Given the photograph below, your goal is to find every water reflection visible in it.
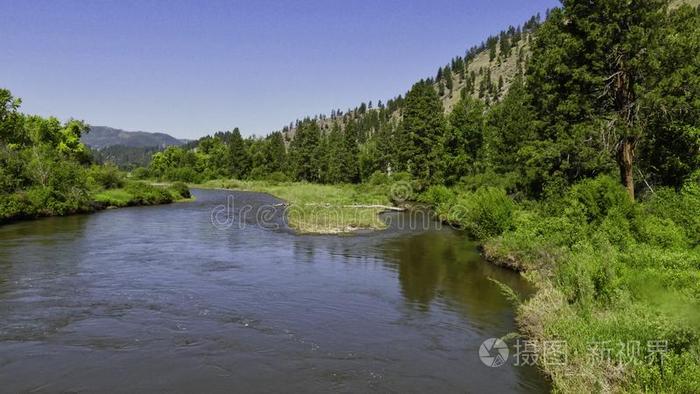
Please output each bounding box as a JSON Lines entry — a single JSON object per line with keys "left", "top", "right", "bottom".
{"left": 0, "top": 189, "right": 548, "bottom": 393}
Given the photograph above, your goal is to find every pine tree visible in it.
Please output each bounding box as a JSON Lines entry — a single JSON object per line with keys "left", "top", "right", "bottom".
{"left": 228, "top": 127, "right": 249, "bottom": 179}
{"left": 288, "top": 120, "right": 322, "bottom": 182}
{"left": 396, "top": 80, "right": 446, "bottom": 186}
{"left": 342, "top": 121, "right": 360, "bottom": 183}
{"left": 483, "top": 77, "right": 537, "bottom": 183}
{"left": 527, "top": 0, "right": 671, "bottom": 199}
{"left": 445, "top": 96, "right": 485, "bottom": 184}
{"left": 264, "top": 131, "right": 287, "bottom": 174}
{"left": 444, "top": 66, "right": 453, "bottom": 92}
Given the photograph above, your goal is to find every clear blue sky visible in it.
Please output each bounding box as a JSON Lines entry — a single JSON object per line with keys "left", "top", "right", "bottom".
{"left": 1, "top": 0, "right": 558, "bottom": 139}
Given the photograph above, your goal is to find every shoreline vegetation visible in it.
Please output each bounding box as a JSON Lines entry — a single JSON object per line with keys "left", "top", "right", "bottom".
{"left": 190, "top": 179, "right": 399, "bottom": 234}
{"left": 0, "top": 88, "right": 192, "bottom": 225}
{"left": 1, "top": 176, "right": 193, "bottom": 225}
{"left": 419, "top": 178, "right": 700, "bottom": 392}
{"left": 194, "top": 177, "right": 698, "bottom": 391}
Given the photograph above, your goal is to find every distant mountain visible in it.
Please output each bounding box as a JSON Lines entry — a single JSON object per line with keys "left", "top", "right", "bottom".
{"left": 82, "top": 126, "right": 187, "bottom": 149}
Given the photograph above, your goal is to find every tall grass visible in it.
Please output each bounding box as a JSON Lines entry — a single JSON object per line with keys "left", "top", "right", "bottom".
{"left": 419, "top": 174, "right": 700, "bottom": 392}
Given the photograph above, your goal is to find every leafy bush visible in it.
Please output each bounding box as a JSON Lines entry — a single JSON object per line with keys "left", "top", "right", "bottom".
{"left": 265, "top": 171, "right": 290, "bottom": 184}
{"left": 368, "top": 171, "right": 390, "bottom": 185}
{"left": 163, "top": 167, "right": 202, "bottom": 183}
{"left": 170, "top": 182, "right": 191, "bottom": 199}
{"left": 0, "top": 192, "right": 34, "bottom": 221}
{"left": 449, "top": 187, "right": 516, "bottom": 239}
{"left": 123, "top": 182, "right": 173, "bottom": 205}
{"left": 643, "top": 182, "right": 700, "bottom": 244}
{"left": 88, "top": 164, "right": 125, "bottom": 189}
{"left": 591, "top": 206, "right": 636, "bottom": 251}
{"left": 130, "top": 167, "right": 150, "bottom": 180}
{"left": 418, "top": 185, "right": 456, "bottom": 206}
{"left": 635, "top": 215, "right": 688, "bottom": 249}
{"left": 562, "top": 175, "right": 634, "bottom": 225}
{"left": 458, "top": 170, "right": 520, "bottom": 194}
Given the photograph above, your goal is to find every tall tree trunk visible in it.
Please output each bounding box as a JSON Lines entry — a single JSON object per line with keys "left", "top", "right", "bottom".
{"left": 618, "top": 137, "right": 635, "bottom": 200}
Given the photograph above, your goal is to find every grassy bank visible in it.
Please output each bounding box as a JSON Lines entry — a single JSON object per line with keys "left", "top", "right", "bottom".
{"left": 93, "top": 181, "right": 193, "bottom": 208}
{"left": 419, "top": 175, "right": 700, "bottom": 392}
{"left": 0, "top": 166, "right": 192, "bottom": 224}
{"left": 192, "top": 179, "right": 395, "bottom": 234}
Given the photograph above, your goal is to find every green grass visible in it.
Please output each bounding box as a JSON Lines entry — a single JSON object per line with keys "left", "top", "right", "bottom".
{"left": 193, "top": 179, "right": 394, "bottom": 233}
{"left": 419, "top": 175, "right": 700, "bottom": 392}
{"left": 93, "top": 181, "right": 193, "bottom": 208}
{"left": 93, "top": 188, "right": 134, "bottom": 207}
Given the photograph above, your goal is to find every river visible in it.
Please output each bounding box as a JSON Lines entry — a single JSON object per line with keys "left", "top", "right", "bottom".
{"left": 0, "top": 189, "right": 549, "bottom": 393}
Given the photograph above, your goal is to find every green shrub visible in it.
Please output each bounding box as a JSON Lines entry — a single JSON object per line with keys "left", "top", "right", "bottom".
{"left": 170, "top": 182, "right": 191, "bottom": 199}
{"left": 265, "top": 171, "right": 290, "bottom": 184}
{"left": 450, "top": 187, "right": 516, "bottom": 239}
{"left": 643, "top": 183, "right": 700, "bottom": 244}
{"left": 124, "top": 182, "right": 173, "bottom": 205}
{"left": 163, "top": 167, "right": 202, "bottom": 183}
{"left": 458, "top": 170, "right": 519, "bottom": 194}
{"left": 635, "top": 215, "right": 688, "bottom": 249}
{"left": 130, "top": 167, "right": 150, "bottom": 180}
{"left": 591, "top": 207, "right": 636, "bottom": 251}
{"left": 418, "top": 185, "right": 456, "bottom": 206}
{"left": 0, "top": 192, "right": 34, "bottom": 220}
{"left": 563, "top": 175, "right": 634, "bottom": 225}
{"left": 88, "top": 164, "right": 125, "bottom": 189}
{"left": 368, "top": 171, "right": 390, "bottom": 185}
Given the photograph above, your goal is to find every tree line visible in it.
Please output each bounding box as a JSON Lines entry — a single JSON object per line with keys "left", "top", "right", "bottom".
{"left": 144, "top": 0, "right": 698, "bottom": 202}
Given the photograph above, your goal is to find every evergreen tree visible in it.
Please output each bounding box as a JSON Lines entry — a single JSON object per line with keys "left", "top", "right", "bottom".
{"left": 342, "top": 121, "right": 360, "bottom": 183}
{"left": 444, "top": 66, "right": 453, "bottom": 92}
{"left": 396, "top": 80, "right": 447, "bottom": 186}
{"left": 263, "top": 131, "right": 287, "bottom": 174}
{"left": 483, "top": 77, "right": 538, "bottom": 182}
{"left": 527, "top": 0, "right": 671, "bottom": 199}
{"left": 322, "top": 123, "right": 345, "bottom": 183}
{"left": 445, "top": 96, "right": 485, "bottom": 184}
{"left": 288, "top": 120, "right": 322, "bottom": 182}
{"left": 228, "top": 127, "right": 249, "bottom": 179}
{"left": 637, "top": 5, "right": 700, "bottom": 188}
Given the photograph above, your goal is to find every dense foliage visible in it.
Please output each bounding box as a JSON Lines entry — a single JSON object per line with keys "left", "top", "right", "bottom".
{"left": 0, "top": 90, "right": 189, "bottom": 222}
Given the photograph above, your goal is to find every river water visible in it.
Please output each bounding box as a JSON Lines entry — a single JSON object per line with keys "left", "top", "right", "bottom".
{"left": 0, "top": 189, "right": 548, "bottom": 393}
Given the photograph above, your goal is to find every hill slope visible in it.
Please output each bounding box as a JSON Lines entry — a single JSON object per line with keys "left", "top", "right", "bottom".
{"left": 281, "top": 0, "right": 699, "bottom": 140}
{"left": 83, "top": 126, "right": 186, "bottom": 149}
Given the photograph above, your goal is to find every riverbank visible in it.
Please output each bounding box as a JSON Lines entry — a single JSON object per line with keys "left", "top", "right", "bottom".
{"left": 419, "top": 177, "right": 700, "bottom": 392}
{"left": 94, "top": 181, "right": 194, "bottom": 208}
{"left": 89, "top": 176, "right": 698, "bottom": 391}
{"left": 190, "top": 179, "right": 397, "bottom": 234}
{"left": 0, "top": 181, "right": 193, "bottom": 225}
{"left": 0, "top": 187, "right": 548, "bottom": 393}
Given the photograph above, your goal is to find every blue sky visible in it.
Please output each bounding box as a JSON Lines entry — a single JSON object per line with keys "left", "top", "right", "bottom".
{"left": 0, "top": 0, "right": 558, "bottom": 139}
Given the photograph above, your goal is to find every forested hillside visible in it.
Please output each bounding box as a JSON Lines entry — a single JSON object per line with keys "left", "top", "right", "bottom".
{"left": 143, "top": 0, "right": 699, "bottom": 200}
{"left": 82, "top": 126, "right": 185, "bottom": 149}
{"left": 91, "top": 145, "right": 166, "bottom": 170}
